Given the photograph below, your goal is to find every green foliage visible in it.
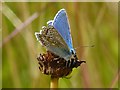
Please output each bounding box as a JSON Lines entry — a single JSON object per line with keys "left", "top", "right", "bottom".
{"left": 2, "top": 2, "right": 118, "bottom": 88}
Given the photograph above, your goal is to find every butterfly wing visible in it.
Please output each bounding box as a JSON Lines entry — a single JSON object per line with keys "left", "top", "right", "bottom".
{"left": 51, "top": 9, "right": 75, "bottom": 53}
{"left": 35, "top": 26, "right": 71, "bottom": 60}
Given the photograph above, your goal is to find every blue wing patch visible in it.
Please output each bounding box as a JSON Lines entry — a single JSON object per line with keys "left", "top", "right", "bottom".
{"left": 47, "top": 9, "right": 75, "bottom": 54}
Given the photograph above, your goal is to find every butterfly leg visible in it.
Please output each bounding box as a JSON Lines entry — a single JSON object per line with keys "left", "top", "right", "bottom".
{"left": 66, "top": 59, "right": 75, "bottom": 68}
{"left": 66, "top": 59, "right": 86, "bottom": 68}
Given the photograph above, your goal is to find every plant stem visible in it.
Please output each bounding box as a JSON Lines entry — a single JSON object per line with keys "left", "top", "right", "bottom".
{"left": 50, "top": 77, "right": 59, "bottom": 89}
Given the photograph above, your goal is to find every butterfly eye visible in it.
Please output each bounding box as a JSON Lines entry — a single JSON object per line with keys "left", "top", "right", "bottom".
{"left": 74, "top": 54, "right": 76, "bottom": 57}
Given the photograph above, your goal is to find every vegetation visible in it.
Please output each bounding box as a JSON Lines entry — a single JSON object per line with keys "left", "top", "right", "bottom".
{"left": 2, "top": 2, "right": 118, "bottom": 88}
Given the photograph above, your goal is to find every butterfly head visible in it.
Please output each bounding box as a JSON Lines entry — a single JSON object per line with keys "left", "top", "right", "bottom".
{"left": 66, "top": 49, "right": 86, "bottom": 68}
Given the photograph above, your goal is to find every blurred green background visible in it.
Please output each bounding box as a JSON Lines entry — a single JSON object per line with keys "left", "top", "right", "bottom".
{"left": 2, "top": 2, "right": 118, "bottom": 88}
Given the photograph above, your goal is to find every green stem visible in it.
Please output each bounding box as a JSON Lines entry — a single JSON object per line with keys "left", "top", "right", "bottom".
{"left": 50, "top": 77, "right": 59, "bottom": 89}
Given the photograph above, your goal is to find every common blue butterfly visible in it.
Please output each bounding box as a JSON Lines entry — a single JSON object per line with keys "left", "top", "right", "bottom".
{"left": 35, "top": 9, "right": 85, "bottom": 68}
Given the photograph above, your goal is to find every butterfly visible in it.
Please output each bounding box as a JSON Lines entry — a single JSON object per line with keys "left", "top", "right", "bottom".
{"left": 35, "top": 9, "right": 85, "bottom": 68}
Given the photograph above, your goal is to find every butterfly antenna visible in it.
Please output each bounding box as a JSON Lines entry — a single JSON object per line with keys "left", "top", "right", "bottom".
{"left": 74, "top": 44, "right": 95, "bottom": 50}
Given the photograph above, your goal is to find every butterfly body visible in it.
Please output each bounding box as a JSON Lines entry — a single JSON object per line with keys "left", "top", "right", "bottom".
{"left": 35, "top": 9, "right": 85, "bottom": 68}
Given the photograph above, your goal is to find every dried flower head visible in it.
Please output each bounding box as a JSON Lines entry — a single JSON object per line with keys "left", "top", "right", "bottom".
{"left": 37, "top": 51, "right": 85, "bottom": 78}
